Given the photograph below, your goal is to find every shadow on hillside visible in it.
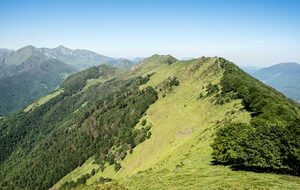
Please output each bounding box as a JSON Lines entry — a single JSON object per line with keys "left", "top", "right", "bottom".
{"left": 210, "top": 160, "right": 299, "bottom": 177}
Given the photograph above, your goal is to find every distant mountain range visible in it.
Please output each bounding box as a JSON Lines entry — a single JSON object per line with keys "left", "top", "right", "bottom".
{"left": 39, "top": 45, "right": 135, "bottom": 70}
{"left": 243, "top": 63, "right": 300, "bottom": 102}
{"left": 0, "top": 45, "right": 136, "bottom": 115}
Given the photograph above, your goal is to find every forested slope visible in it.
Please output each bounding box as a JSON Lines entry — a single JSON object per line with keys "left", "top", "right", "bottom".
{"left": 0, "top": 65, "right": 157, "bottom": 189}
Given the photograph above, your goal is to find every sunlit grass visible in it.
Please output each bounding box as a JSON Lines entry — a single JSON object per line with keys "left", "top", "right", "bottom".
{"left": 53, "top": 57, "right": 300, "bottom": 190}
{"left": 24, "top": 89, "right": 63, "bottom": 112}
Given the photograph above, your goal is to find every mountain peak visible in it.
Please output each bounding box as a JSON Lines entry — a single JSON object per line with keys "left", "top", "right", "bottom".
{"left": 132, "top": 54, "right": 178, "bottom": 72}
{"left": 18, "top": 45, "right": 37, "bottom": 52}
{"left": 260, "top": 62, "right": 300, "bottom": 73}
{"left": 54, "top": 45, "right": 73, "bottom": 54}
{"left": 55, "top": 45, "right": 71, "bottom": 50}
{"left": 147, "top": 54, "right": 178, "bottom": 64}
{"left": 273, "top": 62, "right": 299, "bottom": 67}
{"left": 55, "top": 45, "right": 66, "bottom": 49}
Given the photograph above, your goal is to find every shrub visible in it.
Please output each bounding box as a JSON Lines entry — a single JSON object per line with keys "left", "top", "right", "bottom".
{"left": 114, "top": 163, "right": 122, "bottom": 172}
{"left": 98, "top": 177, "right": 112, "bottom": 184}
{"left": 141, "top": 119, "right": 147, "bottom": 126}
{"left": 206, "top": 83, "right": 219, "bottom": 96}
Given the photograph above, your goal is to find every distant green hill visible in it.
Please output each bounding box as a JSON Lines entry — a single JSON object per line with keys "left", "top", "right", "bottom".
{"left": 0, "top": 46, "right": 76, "bottom": 115}
{"left": 0, "top": 56, "right": 299, "bottom": 190}
{"left": 251, "top": 62, "right": 300, "bottom": 102}
{"left": 0, "top": 45, "right": 136, "bottom": 115}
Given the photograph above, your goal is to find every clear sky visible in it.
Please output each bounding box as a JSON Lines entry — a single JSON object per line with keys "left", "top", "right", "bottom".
{"left": 0, "top": 0, "right": 299, "bottom": 66}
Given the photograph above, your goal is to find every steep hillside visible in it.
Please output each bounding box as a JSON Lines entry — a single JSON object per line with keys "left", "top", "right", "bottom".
{"left": 252, "top": 62, "right": 300, "bottom": 102}
{"left": 0, "top": 56, "right": 299, "bottom": 190}
{"left": 0, "top": 64, "right": 157, "bottom": 190}
{"left": 0, "top": 46, "right": 76, "bottom": 115}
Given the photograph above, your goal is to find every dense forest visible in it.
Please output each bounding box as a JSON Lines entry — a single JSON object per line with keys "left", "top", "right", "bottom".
{"left": 211, "top": 58, "right": 300, "bottom": 175}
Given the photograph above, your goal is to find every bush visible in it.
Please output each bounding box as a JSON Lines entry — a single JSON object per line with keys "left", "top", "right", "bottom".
{"left": 114, "top": 163, "right": 122, "bottom": 172}
{"left": 169, "top": 77, "right": 180, "bottom": 86}
{"left": 91, "top": 169, "right": 96, "bottom": 176}
{"left": 98, "top": 177, "right": 112, "bottom": 184}
{"left": 212, "top": 121, "right": 300, "bottom": 175}
{"left": 206, "top": 83, "right": 219, "bottom": 96}
{"left": 197, "top": 93, "right": 203, "bottom": 100}
{"left": 141, "top": 119, "right": 147, "bottom": 126}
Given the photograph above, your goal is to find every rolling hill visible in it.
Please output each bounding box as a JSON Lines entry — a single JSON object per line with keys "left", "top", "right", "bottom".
{"left": 251, "top": 62, "right": 300, "bottom": 102}
{"left": 0, "top": 56, "right": 299, "bottom": 190}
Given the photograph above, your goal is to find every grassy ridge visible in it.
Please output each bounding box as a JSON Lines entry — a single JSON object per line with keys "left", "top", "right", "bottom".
{"left": 54, "top": 57, "right": 299, "bottom": 189}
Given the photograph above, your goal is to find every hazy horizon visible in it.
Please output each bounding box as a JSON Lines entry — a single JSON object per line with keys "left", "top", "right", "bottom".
{"left": 2, "top": 44, "right": 299, "bottom": 68}
{"left": 1, "top": 0, "right": 300, "bottom": 66}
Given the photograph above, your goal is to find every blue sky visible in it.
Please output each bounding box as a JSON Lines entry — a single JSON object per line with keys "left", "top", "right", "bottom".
{"left": 0, "top": 0, "right": 299, "bottom": 66}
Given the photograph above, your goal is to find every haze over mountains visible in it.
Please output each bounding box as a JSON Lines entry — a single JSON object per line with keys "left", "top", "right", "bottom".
{"left": 252, "top": 62, "right": 300, "bottom": 102}
{"left": 243, "top": 62, "right": 300, "bottom": 102}
{"left": 39, "top": 45, "right": 135, "bottom": 70}
{"left": 0, "top": 45, "right": 136, "bottom": 115}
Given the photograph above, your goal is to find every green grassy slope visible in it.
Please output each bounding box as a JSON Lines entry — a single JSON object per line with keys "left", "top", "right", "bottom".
{"left": 53, "top": 57, "right": 300, "bottom": 189}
